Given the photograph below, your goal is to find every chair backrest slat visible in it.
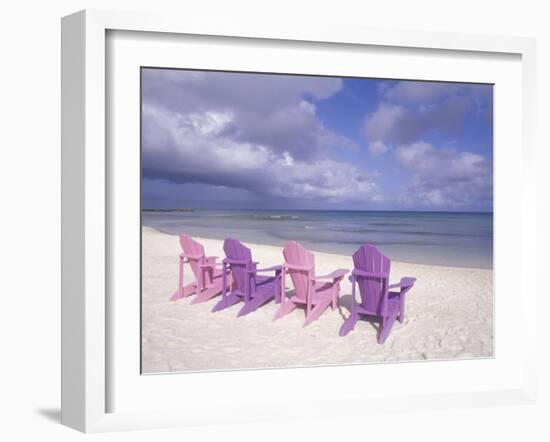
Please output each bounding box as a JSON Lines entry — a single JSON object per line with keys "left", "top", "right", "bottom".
{"left": 283, "top": 241, "right": 314, "bottom": 301}
{"left": 223, "top": 238, "right": 252, "bottom": 292}
{"left": 352, "top": 244, "right": 390, "bottom": 316}
{"left": 179, "top": 234, "right": 209, "bottom": 283}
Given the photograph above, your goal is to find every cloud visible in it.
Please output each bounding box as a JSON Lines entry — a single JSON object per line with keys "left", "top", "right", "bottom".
{"left": 364, "top": 94, "right": 472, "bottom": 145}
{"left": 141, "top": 179, "right": 265, "bottom": 209}
{"left": 362, "top": 80, "right": 493, "bottom": 210}
{"left": 142, "top": 103, "right": 382, "bottom": 205}
{"left": 363, "top": 81, "right": 492, "bottom": 147}
{"left": 142, "top": 69, "right": 358, "bottom": 162}
{"left": 141, "top": 70, "right": 493, "bottom": 211}
{"left": 394, "top": 141, "right": 492, "bottom": 209}
{"left": 364, "top": 103, "right": 405, "bottom": 144}
{"left": 383, "top": 81, "right": 453, "bottom": 104}
{"left": 368, "top": 140, "right": 390, "bottom": 158}
{"left": 142, "top": 69, "right": 343, "bottom": 115}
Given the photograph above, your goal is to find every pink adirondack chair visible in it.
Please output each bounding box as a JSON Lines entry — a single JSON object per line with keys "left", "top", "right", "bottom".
{"left": 273, "top": 241, "right": 348, "bottom": 327}
{"left": 340, "top": 244, "right": 416, "bottom": 343}
{"left": 169, "top": 234, "right": 230, "bottom": 304}
{"left": 212, "top": 238, "right": 282, "bottom": 317}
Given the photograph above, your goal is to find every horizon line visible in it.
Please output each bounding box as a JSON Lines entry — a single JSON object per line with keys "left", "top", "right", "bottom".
{"left": 141, "top": 207, "right": 494, "bottom": 214}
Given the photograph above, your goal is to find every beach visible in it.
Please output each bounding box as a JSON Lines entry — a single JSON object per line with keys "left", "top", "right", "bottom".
{"left": 141, "top": 226, "right": 494, "bottom": 373}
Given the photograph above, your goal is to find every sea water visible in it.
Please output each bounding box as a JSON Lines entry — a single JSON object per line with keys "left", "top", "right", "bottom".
{"left": 142, "top": 209, "right": 493, "bottom": 269}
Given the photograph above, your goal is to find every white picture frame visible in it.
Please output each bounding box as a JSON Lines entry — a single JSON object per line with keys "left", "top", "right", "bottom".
{"left": 61, "top": 9, "right": 537, "bottom": 433}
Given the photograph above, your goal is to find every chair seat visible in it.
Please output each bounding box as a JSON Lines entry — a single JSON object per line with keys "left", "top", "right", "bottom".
{"left": 314, "top": 282, "right": 333, "bottom": 292}
{"left": 356, "top": 293, "right": 401, "bottom": 318}
{"left": 388, "top": 291, "right": 403, "bottom": 310}
{"left": 289, "top": 282, "right": 334, "bottom": 305}
{"left": 313, "top": 283, "right": 334, "bottom": 300}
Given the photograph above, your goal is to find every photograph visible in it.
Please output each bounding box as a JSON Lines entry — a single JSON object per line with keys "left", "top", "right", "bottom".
{"left": 140, "top": 67, "right": 494, "bottom": 374}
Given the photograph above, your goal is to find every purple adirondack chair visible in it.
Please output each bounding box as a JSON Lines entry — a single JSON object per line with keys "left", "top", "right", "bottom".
{"left": 169, "top": 234, "right": 230, "bottom": 304}
{"left": 340, "top": 244, "right": 416, "bottom": 343}
{"left": 212, "top": 238, "right": 282, "bottom": 317}
{"left": 273, "top": 241, "right": 348, "bottom": 327}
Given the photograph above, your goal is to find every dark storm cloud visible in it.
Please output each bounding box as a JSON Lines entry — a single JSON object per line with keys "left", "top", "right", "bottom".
{"left": 364, "top": 81, "right": 493, "bottom": 147}
{"left": 141, "top": 69, "right": 382, "bottom": 205}
{"left": 142, "top": 69, "right": 354, "bottom": 161}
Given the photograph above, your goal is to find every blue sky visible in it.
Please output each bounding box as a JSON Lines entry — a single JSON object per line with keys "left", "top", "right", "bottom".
{"left": 141, "top": 69, "right": 493, "bottom": 212}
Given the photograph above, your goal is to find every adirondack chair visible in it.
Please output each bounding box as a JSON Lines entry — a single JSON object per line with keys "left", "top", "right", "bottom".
{"left": 273, "top": 241, "right": 348, "bottom": 327}
{"left": 340, "top": 244, "right": 416, "bottom": 344}
{"left": 212, "top": 238, "right": 282, "bottom": 317}
{"left": 169, "top": 234, "right": 230, "bottom": 304}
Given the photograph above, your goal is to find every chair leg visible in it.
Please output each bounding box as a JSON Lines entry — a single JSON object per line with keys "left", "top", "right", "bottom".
{"left": 275, "top": 273, "right": 282, "bottom": 304}
{"left": 178, "top": 257, "right": 184, "bottom": 297}
{"left": 191, "top": 284, "right": 222, "bottom": 304}
{"left": 237, "top": 292, "right": 273, "bottom": 317}
{"left": 278, "top": 277, "right": 283, "bottom": 304}
{"left": 170, "top": 283, "right": 196, "bottom": 301}
{"left": 339, "top": 313, "right": 359, "bottom": 336}
{"left": 399, "top": 295, "right": 405, "bottom": 324}
{"left": 273, "top": 300, "right": 297, "bottom": 321}
{"left": 170, "top": 256, "right": 185, "bottom": 301}
{"left": 331, "top": 284, "right": 339, "bottom": 310}
{"left": 211, "top": 293, "right": 241, "bottom": 312}
{"left": 378, "top": 310, "right": 398, "bottom": 344}
{"left": 303, "top": 299, "right": 331, "bottom": 327}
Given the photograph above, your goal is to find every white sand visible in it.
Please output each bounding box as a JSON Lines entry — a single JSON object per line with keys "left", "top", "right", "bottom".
{"left": 141, "top": 226, "right": 493, "bottom": 373}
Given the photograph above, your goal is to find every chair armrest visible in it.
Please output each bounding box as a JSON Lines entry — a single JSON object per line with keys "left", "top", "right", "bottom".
{"left": 199, "top": 262, "right": 216, "bottom": 269}
{"left": 352, "top": 268, "right": 388, "bottom": 278}
{"left": 199, "top": 256, "right": 218, "bottom": 268}
{"left": 255, "top": 265, "right": 282, "bottom": 273}
{"left": 283, "top": 262, "right": 314, "bottom": 272}
{"left": 179, "top": 252, "right": 202, "bottom": 260}
{"left": 223, "top": 257, "right": 251, "bottom": 265}
{"left": 313, "top": 268, "right": 348, "bottom": 281}
{"left": 389, "top": 277, "right": 416, "bottom": 289}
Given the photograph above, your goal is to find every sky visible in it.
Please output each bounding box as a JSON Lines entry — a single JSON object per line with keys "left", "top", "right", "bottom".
{"left": 141, "top": 68, "right": 493, "bottom": 212}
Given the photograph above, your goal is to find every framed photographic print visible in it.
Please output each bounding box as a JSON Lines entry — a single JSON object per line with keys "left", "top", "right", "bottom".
{"left": 61, "top": 9, "right": 537, "bottom": 432}
{"left": 140, "top": 67, "right": 494, "bottom": 373}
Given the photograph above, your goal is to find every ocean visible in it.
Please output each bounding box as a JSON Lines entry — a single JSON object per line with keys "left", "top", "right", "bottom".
{"left": 142, "top": 209, "right": 493, "bottom": 269}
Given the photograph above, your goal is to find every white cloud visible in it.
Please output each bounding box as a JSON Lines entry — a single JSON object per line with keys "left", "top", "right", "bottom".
{"left": 394, "top": 142, "right": 492, "bottom": 209}
{"left": 395, "top": 142, "right": 486, "bottom": 179}
{"left": 143, "top": 69, "right": 357, "bottom": 161}
{"left": 180, "top": 111, "right": 234, "bottom": 136}
{"left": 141, "top": 69, "right": 376, "bottom": 205}
{"left": 142, "top": 69, "right": 343, "bottom": 116}
{"left": 368, "top": 140, "right": 390, "bottom": 158}
{"left": 363, "top": 103, "right": 405, "bottom": 143}
{"left": 142, "top": 104, "right": 382, "bottom": 204}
